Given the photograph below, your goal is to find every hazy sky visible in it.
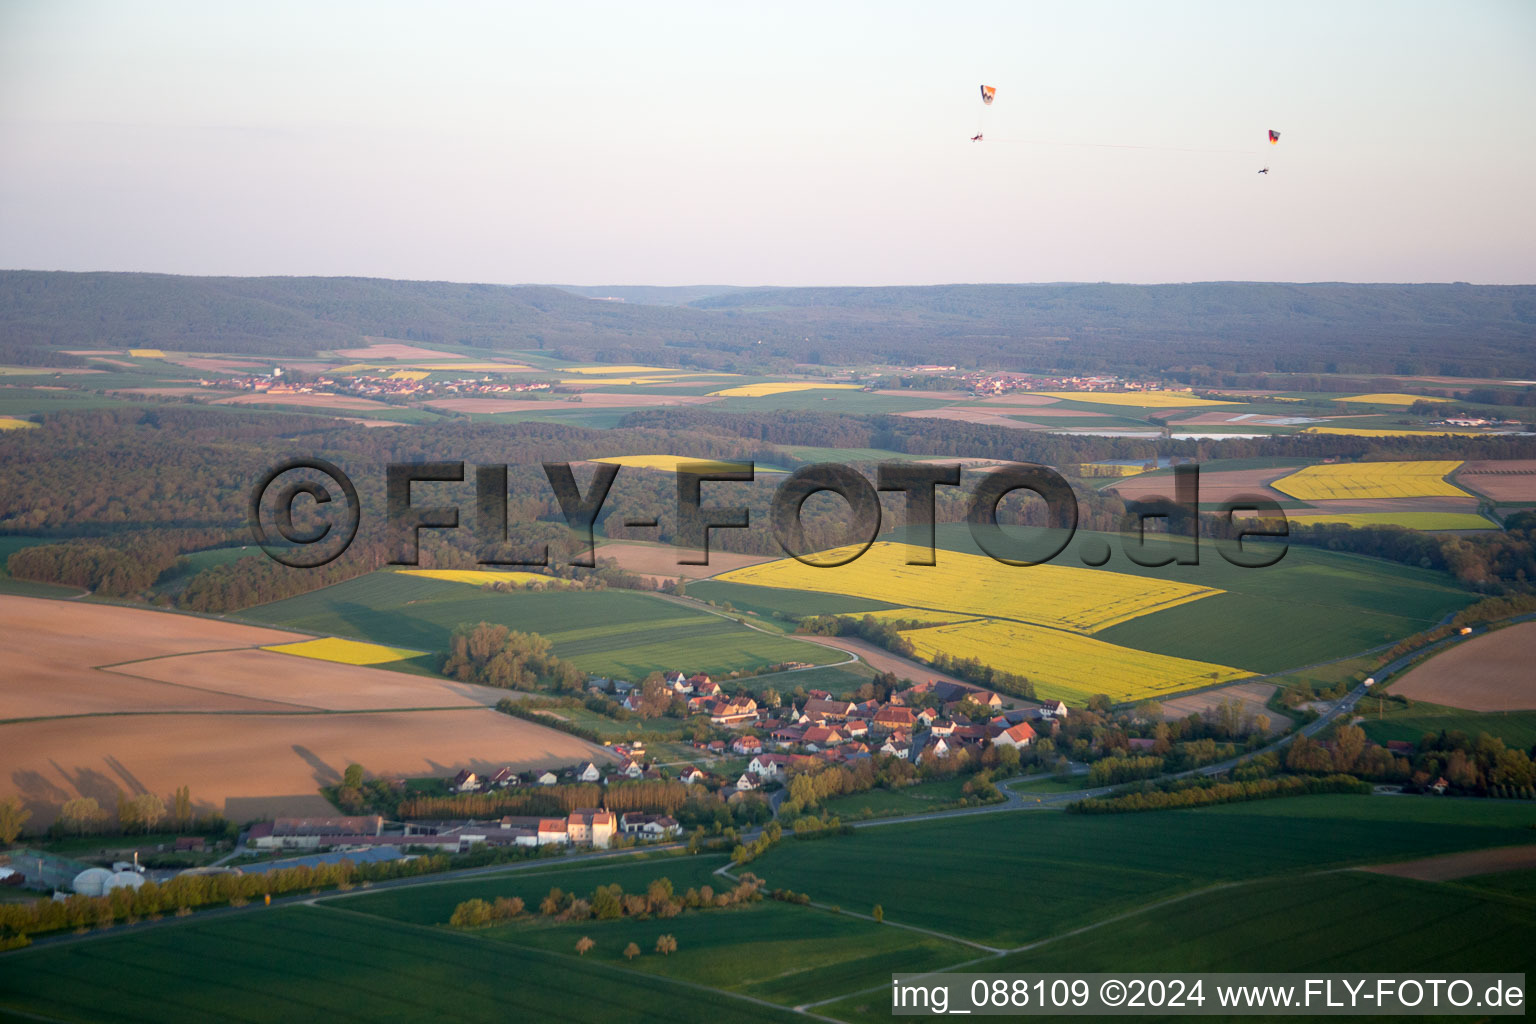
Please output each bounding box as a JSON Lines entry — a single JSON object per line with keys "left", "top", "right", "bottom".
{"left": 1, "top": 1, "right": 1532, "bottom": 285}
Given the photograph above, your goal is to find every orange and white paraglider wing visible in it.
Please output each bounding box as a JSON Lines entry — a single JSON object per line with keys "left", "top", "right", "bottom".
{"left": 980, "top": 85, "right": 996, "bottom": 106}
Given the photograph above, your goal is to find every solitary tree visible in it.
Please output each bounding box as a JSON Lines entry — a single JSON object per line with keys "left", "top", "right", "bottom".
{"left": 872, "top": 904, "right": 884, "bottom": 923}
{"left": 655, "top": 934, "right": 677, "bottom": 956}
{"left": 575, "top": 936, "right": 595, "bottom": 956}
{"left": 172, "top": 786, "right": 193, "bottom": 829}
{"left": 624, "top": 941, "right": 641, "bottom": 961}
{"left": 0, "top": 796, "right": 29, "bottom": 846}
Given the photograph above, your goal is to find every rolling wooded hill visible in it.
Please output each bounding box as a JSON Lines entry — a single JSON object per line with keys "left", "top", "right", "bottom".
{"left": 2, "top": 270, "right": 1534, "bottom": 377}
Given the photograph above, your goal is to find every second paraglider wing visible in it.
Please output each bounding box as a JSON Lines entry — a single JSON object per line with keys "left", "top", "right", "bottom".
{"left": 1269, "top": 130, "right": 1281, "bottom": 144}
{"left": 980, "top": 85, "right": 996, "bottom": 106}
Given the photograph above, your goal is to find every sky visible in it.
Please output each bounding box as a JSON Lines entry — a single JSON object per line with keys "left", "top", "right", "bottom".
{"left": 1, "top": 0, "right": 1533, "bottom": 286}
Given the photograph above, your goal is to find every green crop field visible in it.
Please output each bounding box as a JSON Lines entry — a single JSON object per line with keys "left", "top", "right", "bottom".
{"left": 1360, "top": 708, "right": 1536, "bottom": 749}
{"left": 321, "top": 852, "right": 974, "bottom": 1009}
{"left": 819, "top": 776, "right": 971, "bottom": 819}
{"left": 931, "top": 526, "right": 1474, "bottom": 674}
{"left": 238, "top": 572, "right": 839, "bottom": 679}
{"left": 1002, "top": 870, "right": 1535, "bottom": 972}
{"left": 1458, "top": 867, "right": 1536, "bottom": 901}
{"left": 481, "top": 899, "right": 970, "bottom": 1007}
{"left": 708, "top": 391, "right": 947, "bottom": 414}
{"left": 687, "top": 580, "right": 898, "bottom": 620}
{"left": 0, "top": 906, "right": 801, "bottom": 1024}
{"left": 746, "top": 795, "right": 1536, "bottom": 948}
{"left": 824, "top": 869, "right": 1536, "bottom": 1023}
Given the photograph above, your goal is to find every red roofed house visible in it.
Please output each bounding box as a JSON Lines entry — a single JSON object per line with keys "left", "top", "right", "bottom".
{"left": 710, "top": 697, "right": 759, "bottom": 727}
{"left": 871, "top": 705, "right": 917, "bottom": 734}
{"left": 802, "top": 725, "right": 845, "bottom": 750}
{"left": 992, "top": 721, "right": 1037, "bottom": 749}
{"left": 803, "top": 697, "right": 856, "bottom": 722}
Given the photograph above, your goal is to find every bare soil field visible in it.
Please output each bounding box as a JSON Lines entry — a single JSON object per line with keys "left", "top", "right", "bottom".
{"left": 1159, "top": 681, "right": 1285, "bottom": 733}
{"left": 213, "top": 393, "right": 395, "bottom": 410}
{"left": 0, "top": 596, "right": 610, "bottom": 823}
{"left": 1106, "top": 468, "right": 1291, "bottom": 503}
{"left": 1285, "top": 497, "right": 1482, "bottom": 515}
{"left": 116, "top": 649, "right": 515, "bottom": 712}
{"left": 894, "top": 408, "right": 1045, "bottom": 429}
{"left": 1388, "top": 622, "right": 1536, "bottom": 710}
{"left": 976, "top": 405, "right": 1104, "bottom": 417}
{"left": 1, "top": 595, "right": 298, "bottom": 671}
{"left": 596, "top": 542, "right": 773, "bottom": 580}
{"left": 1456, "top": 460, "right": 1536, "bottom": 501}
{"left": 334, "top": 417, "right": 412, "bottom": 428}
{"left": 2, "top": 708, "right": 610, "bottom": 825}
{"left": 426, "top": 394, "right": 720, "bottom": 413}
{"left": 333, "top": 341, "right": 471, "bottom": 360}
{"left": 1358, "top": 844, "right": 1536, "bottom": 882}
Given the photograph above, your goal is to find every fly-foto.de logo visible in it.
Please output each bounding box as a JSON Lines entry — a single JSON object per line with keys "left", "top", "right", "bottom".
{"left": 248, "top": 460, "right": 1288, "bottom": 571}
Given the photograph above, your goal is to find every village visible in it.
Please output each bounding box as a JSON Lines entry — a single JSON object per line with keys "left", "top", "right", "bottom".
{"left": 204, "top": 675, "right": 1071, "bottom": 867}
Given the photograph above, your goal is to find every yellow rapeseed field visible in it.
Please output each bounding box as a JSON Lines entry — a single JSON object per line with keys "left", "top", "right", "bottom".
{"left": 708, "top": 382, "right": 863, "bottom": 397}
{"left": 1302, "top": 427, "right": 1488, "bottom": 438}
{"left": 714, "top": 541, "right": 1222, "bottom": 634}
{"left": 900, "top": 619, "right": 1250, "bottom": 704}
{"left": 396, "top": 569, "right": 553, "bottom": 586}
{"left": 1331, "top": 393, "right": 1452, "bottom": 406}
{"left": 128, "top": 348, "right": 166, "bottom": 358}
{"left": 262, "top": 637, "right": 425, "bottom": 665}
{"left": 590, "top": 455, "right": 751, "bottom": 473}
{"left": 1026, "top": 391, "right": 1236, "bottom": 408}
{"left": 0, "top": 416, "right": 38, "bottom": 430}
{"left": 1271, "top": 460, "right": 1468, "bottom": 500}
{"left": 388, "top": 370, "right": 430, "bottom": 381}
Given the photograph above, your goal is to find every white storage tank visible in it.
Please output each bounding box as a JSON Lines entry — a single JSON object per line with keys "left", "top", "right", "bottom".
{"left": 71, "top": 867, "right": 113, "bottom": 896}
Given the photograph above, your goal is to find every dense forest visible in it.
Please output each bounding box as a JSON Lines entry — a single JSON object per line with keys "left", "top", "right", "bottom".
{"left": 3, "top": 271, "right": 1534, "bottom": 377}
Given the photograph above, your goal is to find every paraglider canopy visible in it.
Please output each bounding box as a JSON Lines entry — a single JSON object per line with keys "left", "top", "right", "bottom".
{"left": 1268, "top": 130, "right": 1281, "bottom": 144}
{"left": 980, "top": 85, "right": 996, "bottom": 106}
